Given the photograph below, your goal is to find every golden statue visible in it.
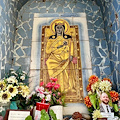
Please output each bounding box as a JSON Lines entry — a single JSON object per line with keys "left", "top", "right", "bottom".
{"left": 40, "top": 19, "right": 83, "bottom": 102}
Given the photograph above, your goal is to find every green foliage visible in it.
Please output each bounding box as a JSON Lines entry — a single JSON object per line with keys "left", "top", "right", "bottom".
{"left": 25, "top": 115, "right": 32, "bottom": 120}
{"left": 26, "top": 94, "right": 42, "bottom": 107}
{"left": 49, "top": 109, "right": 57, "bottom": 120}
{"left": 41, "top": 109, "right": 50, "bottom": 120}
{"left": 48, "top": 88, "right": 66, "bottom": 107}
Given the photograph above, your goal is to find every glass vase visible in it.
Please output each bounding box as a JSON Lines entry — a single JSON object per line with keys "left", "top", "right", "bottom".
{"left": 10, "top": 101, "right": 18, "bottom": 110}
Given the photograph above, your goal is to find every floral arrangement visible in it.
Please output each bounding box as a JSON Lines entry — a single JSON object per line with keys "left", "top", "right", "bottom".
{"left": 46, "top": 77, "right": 66, "bottom": 106}
{"left": 26, "top": 78, "right": 65, "bottom": 108}
{"left": 84, "top": 75, "right": 119, "bottom": 120}
{"left": 26, "top": 83, "right": 51, "bottom": 108}
{"left": 0, "top": 68, "right": 30, "bottom": 109}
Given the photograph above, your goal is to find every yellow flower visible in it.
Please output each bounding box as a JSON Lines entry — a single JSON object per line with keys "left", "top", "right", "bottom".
{"left": 7, "top": 85, "right": 18, "bottom": 97}
{"left": 0, "top": 91, "right": 11, "bottom": 103}
{"left": 21, "top": 86, "right": 30, "bottom": 98}
{"left": 91, "top": 81, "right": 99, "bottom": 92}
{"left": 17, "top": 85, "right": 23, "bottom": 93}
{"left": 0, "top": 81, "right": 6, "bottom": 91}
{"left": 92, "top": 110, "right": 102, "bottom": 120}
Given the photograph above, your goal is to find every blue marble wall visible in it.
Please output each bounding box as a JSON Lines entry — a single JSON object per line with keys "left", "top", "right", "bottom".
{"left": 95, "top": 0, "right": 120, "bottom": 91}
{"left": 0, "top": 0, "right": 18, "bottom": 78}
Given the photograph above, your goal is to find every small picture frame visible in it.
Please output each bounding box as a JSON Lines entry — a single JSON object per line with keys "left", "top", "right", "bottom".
{"left": 4, "top": 109, "right": 33, "bottom": 120}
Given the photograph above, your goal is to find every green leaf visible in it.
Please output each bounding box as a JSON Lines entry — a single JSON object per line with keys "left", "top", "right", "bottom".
{"left": 113, "top": 103, "right": 119, "bottom": 112}
{"left": 25, "top": 115, "right": 32, "bottom": 120}
{"left": 89, "top": 94, "right": 97, "bottom": 109}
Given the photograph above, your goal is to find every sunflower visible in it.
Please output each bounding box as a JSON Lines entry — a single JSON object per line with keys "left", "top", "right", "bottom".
{"left": 0, "top": 81, "right": 6, "bottom": 91}
{"left": 0, "top": 91, "right": 11, "bottom": 103}
{"left": 21, "top": 86, "right": 30, "bottom": 98}
{"left": 17, "top": 85, "right": 23, "bottom": 93}
{"left": 7, "top": 85, "right": 18, "bottom": 97}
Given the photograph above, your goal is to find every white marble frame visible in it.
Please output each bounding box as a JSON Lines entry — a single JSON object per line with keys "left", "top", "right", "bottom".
{"left": 30, "top": 14, "right": 92, "bottom": 114}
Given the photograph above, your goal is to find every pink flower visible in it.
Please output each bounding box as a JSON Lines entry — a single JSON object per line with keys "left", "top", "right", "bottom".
{"left": 54, "top": 84, "right": 60, "bottom": 90}
{"left": 52, "top": 82, "right": 55, "bottom": 87}
{"left": 53, "top": 94, "right": 56, "bottom": 96}
{"left": 40, "top": 82, "right": 44, "bottom": 86}
{"left": 58, "top": 92, "right": 61, "bottom": 96}
{"left": 35, "top": 86, "right": 44, "bottom": 93}
{"left": 46, "top": 82, "right": 52, "bottom": 90}
{"left": 50, "top": 77, "right": 58, "bottom": 82}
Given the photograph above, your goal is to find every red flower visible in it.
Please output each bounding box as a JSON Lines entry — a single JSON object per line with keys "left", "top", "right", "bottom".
{"left": 86, "top": 84, "right": 92, "bottom": 92}
{"left": 102, "top": 78, "right": 112, "bottom": 84}
{"left": 84, "top": 96, "right": 92, "bottom": 108}
{"left": 40, "top": 82, "right": 44, "bottom": 86}
{"left": 110, "top": 91, "right": 119, "bottom": 103}
{"left": 50, "top": 77, "right": 58, "bottom": 82}
{"left": 88, "top": 75, "right": 98, "bottom": 85}
{"left": 46, "top": 82, "right": 52, "bottom": 90}
{"left": 54, "top": 84, "right": 60, "bottom": 90}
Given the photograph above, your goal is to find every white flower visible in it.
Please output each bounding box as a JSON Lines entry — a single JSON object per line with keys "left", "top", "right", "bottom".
{"left": 37, "top": 93, "right": 45, "bottom": 99}
{"left": 35, "top": 86, "right": 44, "bottom": 93}
{"left": 22, "top": 71, "right": 27, "bottom": 74}
{"left": 20, "top": 75, "right": 25, "bottom": 80}
{"left": 0, "top": 106, "right": 5, "bottom": 112}
{"left": 46, "top": 94, "right": 51, "bottom": 101}
{"left": 11, "top": 71, "right": 17, "bottom": 75}
{"left": 7, "top": 76, "right": 16, "bottom": 84}
{"left": 91, "top": 82, "right": 99, "bottom": 92}
{"left": 99, "top": 80, "right": 112, "bottom": 92}
{"left": 92, "top": 110, "right": 102, "bottom": 120}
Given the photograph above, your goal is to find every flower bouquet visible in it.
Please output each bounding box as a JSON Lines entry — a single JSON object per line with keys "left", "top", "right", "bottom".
{"left": 84, "top": 75, "right": 119, "bottom": 120}
{"left": 46, "top": 77, "right": 66, "bottom": 107}
{"left": 26, "top": 77, "right": 66, "bottom": 108}
{"left": 26, "top": 83, "right": 51, "bottom": 108}
{"left": 0, "top": 68, "right": 30, "bottom": 116}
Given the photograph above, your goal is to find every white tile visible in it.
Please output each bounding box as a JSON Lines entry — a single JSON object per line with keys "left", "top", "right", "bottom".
{"left": 29, "top": 69, "right": 40, "bottom": 92}
{"left": 30, "top": 41, "right": 41, "bottom": 69}
{"left": 80, "top": 41, "right": 92, "bottom": 69}
{"left": 82, "top": 69, "right": 92, "bottom": 97}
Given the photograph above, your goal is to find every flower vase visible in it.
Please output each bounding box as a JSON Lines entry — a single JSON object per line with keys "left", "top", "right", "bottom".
{"left": 10, "top": 101, "right": 18, "bottom": 110}
{"left": 50, "top": 105, "right": 63, "bottom": 120}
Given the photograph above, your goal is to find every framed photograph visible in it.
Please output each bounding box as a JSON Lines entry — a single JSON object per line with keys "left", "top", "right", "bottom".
{"left": 4, "top": 109, "right": 33, "bottom": 120}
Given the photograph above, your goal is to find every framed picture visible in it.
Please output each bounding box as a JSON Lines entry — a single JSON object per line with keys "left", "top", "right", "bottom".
{"left": 4, "top": 109, "right": 33, "bottom": 120}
